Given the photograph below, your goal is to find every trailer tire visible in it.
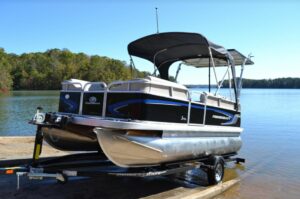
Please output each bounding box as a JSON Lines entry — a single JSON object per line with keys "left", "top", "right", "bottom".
{"left": 207, "top": 156, "right": 224, "bottom": 185}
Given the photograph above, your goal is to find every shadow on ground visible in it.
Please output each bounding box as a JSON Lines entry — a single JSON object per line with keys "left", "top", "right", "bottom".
{"left": 0, "top": 170, "right": 209, "bottom": 199}
{"left": 0, "top": 164, "right": 243, "bottom": 199}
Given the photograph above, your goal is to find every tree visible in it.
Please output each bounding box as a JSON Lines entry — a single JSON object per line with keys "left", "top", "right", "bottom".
{"left": 0, "top": 48, "right": 13, "bottom": 93}
{"left": 0, "top": 48, "right": 150, "bottom": 91}
{"left": 222, "top": 78, "right": 300, "bottom": 89}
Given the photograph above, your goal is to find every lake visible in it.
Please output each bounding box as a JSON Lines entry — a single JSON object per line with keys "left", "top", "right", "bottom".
{"left": 0, "top": 89, "right": 299, "bottom": 198}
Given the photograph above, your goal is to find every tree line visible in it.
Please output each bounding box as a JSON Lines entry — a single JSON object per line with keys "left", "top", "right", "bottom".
{"left": 1, "top": 47, "right": 300, "bottom": 93}
{"left": 222, "top": 78, "right": 300, "bottom": 89}
{"left": 0, "top": 48, "right": 149, "bottom": 93}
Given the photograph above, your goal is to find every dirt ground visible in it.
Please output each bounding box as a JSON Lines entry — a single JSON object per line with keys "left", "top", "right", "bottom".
{"left": 0, "top": 136, "right": 70, "bottom": 160}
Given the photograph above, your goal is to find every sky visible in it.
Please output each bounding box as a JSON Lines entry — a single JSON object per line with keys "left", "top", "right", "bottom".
{"left": 0, "top": 0, "right": 299, "bottom": 84}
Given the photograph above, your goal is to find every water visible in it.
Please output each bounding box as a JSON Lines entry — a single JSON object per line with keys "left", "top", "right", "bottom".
{"left": 0, "top": 89, "right": 299, "bottom": 198}
{"left": 220, "top": 89, "right": 300, "bottom": 199}
{"left": 0, "top": 91, "right": 59, "bottom": 136}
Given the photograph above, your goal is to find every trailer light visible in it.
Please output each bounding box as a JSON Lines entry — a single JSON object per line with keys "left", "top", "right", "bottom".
{"left": 6, "top": 169, "right": 14, "bottom": 174}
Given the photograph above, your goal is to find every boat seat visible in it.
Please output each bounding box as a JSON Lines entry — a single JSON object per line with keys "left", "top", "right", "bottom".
{"left": 108, "top": 76, "right": 189, "bottom": 100}
{"left": 200, "top": 92, "right": 235, "bottom": 110}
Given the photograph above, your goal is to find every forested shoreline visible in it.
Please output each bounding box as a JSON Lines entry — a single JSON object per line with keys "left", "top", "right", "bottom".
{"left": 222, "top": 78, "right": 300, "bottom": 89}
{"left": 184, "top": 78, "right": 300, "bottom": 89}
{"left": 0, "top": 48, "right": 148, "bottom": 93}
{"left": 1, "top": 47, "right": 300, "bottom": 93}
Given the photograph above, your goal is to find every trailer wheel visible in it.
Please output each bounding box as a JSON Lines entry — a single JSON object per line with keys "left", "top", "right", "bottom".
{"left": 206, "top": 156, "right": 224, "bottom": 185}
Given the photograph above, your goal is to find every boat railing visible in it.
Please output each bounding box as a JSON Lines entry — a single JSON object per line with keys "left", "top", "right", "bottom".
{"left": 82, "top": 82, "right": 107, "bottom": 92}
{"left": 187, "top": 90, "right": 236, "bottom": 125}
{"left": 187, "top": 90, "right": 207, "bottom": 125}
{"left": 61, "top": 80, "right": 235, "bottom": 124}
{"left": 80, "top": 82, "right": 107, "bottom": 116}
{"left": 107, "top": 79, "right": 149, "bottom": 92}
{"left": 62, "top": 82, "right": 107, "bottom": 92}
{"left": 107, "top": 79, "right": 189, "bottom": 101}
{"left": 61, "top": 82, "right": 107, "bottom": 115}
{"left": 61, "top": 82, "right": 84, "bottom": 91}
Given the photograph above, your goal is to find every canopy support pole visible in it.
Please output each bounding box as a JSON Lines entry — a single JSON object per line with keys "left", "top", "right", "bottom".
{"left": 215, "top": 64, "right": 230, "bottom": 96}
{"left": 209, "top": 56, "right": 211, "bottom": 92}
{"left": 237, "top": 54, "right": 253, "bottom": 100}
{"left": 208, "top": 48, "right": 219, "bottom": 93}
{"left": 175, "top": 63, "right": 182, "bottom": 81}
{"left": 230, "top": 61, "right": 239, "bottom": 110}
{"left": 228, "top": 63, "right": 233, "bottom": 101}
{"left": 237, "top": 56, "right": 249, "bottom": 99}
{"left": 152, "top": 68, "right": 157, "bottom": 76}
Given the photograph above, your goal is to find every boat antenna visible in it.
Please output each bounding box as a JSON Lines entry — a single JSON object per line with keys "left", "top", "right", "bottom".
{"left": 155, "top": 7, "right": 159, "bottom": 33}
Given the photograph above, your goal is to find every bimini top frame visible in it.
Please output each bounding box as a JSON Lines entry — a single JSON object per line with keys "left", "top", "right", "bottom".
{"left": 128, "top": 32, "right": 234, "bottom": 80}
{"left": 128, "top": 32, "right": 250, "bottom": 108}
{"left": 183, "top": 49, "right": 254, "bottom": 102}
{"left": 183, "top": 49, "right": 254, "bottom": 67}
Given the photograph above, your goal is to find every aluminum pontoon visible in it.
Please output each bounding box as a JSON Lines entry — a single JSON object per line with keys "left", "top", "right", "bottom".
{"left": 31, "top": 32, "right": 253, "bottom": 184}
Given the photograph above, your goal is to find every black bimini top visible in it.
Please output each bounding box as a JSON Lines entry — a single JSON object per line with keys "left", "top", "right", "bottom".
{"left": 184, "top": 49, "right": 254, "bottom": 67}
{"left": 128, "top": 32, "right": 233, "bottom": 80}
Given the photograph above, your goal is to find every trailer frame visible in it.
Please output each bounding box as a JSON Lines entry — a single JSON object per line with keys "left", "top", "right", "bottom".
{"left": 0, "top": 123, "right": 245, "bottom": 189}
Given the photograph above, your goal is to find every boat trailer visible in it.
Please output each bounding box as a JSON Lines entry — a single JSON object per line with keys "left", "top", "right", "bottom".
{"left": 0, "top": 123, "right": 245, "bottom": 189}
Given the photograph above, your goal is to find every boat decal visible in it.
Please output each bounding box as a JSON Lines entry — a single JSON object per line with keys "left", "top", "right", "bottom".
{"left": 108, "top": 99, "right": 144, "bottom": 116}
{"left": 108, "top": 99, "right": 188, "bottom": 116}
{"left": 222, "top": 114, "right": 240, "bottom": 125}
{"left": 108, "top": 99, "right": 235, "bottom": 124}
{"left": 212, "top": 115, "right": 230, "bottom": 120}
{"left": 60, "top": 96, "right": 78, "bottom": 112}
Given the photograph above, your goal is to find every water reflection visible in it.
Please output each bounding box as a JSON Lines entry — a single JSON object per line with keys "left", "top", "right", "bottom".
{"left": 223, "top": 163, "right": 245, "bottom": 182}
{"left": 171, "top": 167, "right": 207, "bottom": 187}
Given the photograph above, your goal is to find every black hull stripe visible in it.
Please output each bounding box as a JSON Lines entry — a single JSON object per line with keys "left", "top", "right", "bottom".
{"left": 108, "top": 98, "right": 235, "bottom": 123}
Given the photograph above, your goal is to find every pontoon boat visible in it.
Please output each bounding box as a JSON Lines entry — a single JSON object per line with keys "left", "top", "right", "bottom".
{"left": 34, "top": 32, "right": 253, "bottom": 171}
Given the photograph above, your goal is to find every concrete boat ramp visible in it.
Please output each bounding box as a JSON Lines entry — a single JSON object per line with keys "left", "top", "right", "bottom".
{"left": 0, "top": 136, "right": 241, "bottom": 199}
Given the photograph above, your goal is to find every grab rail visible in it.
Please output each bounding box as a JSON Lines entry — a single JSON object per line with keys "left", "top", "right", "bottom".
{"left": 188, "top": 90, "right": 207, "bottom": 125}
{"left": 61, "top": 82, "right": 107, "bottom": 115}
{"left": 61, "top": 82, "right": 83, "bottom": 91}
{"left": 62, "top": 82, "right": 107, "bottom": 91}
{"left": 107, "top": 79, "right": 189, "bottom": 101}
{"left": 83, "top": 82, "right": 107, "bottom": 92}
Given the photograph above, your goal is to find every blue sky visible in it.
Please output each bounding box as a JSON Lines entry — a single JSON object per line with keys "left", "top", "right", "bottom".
{"left": 0, "top": 0, "right": 299, "bottom": 84}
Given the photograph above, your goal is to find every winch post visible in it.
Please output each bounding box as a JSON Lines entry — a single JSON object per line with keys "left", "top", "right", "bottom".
{"left": 32, "top": 125, "right": 43, "bottom": 166}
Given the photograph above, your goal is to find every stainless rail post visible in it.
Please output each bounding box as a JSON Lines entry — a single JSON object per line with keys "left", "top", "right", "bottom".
{"left": 102, "top": 88, "right": 107, "bottom": 117}
{"left": 203, "top": 94, "right": 207, "bottom": 125}
{"left": 187, "top": 99, "right": 191, "bottom": 125}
